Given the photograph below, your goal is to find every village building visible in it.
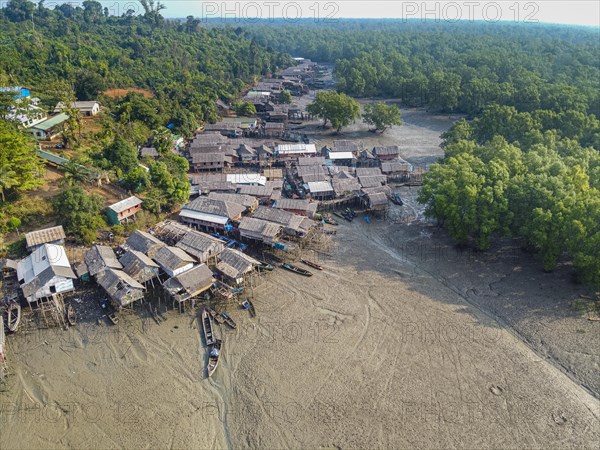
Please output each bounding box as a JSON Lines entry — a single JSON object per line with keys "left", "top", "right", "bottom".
{"left": 95, "top": 268, "right": 145, "bottom": 308}
{"left": 227, "top": 173, "right": 267, "bottom": 186}
{"left": 175, "top": 230, "right": 225, "bottom": 265}
{"left": 27, "top": 113, "right": 69, "bottom": 140}
{"left": 190, "top": 152, "right": 229, "bottom": 172}
{"left": 119, "top": 250, "right": 160, "bottom": 284}
{"left": 273, "top": 198, "right": 319, "bottom": 218}
{"left": 153, "top": 246, "right": 195, "bottom": 278}
{"left": 366, "top": 192, "right": 389, "bottom": 211}
{"left": 238, "top": 217, "right": 282, "bottom": 245}
{"left": 237, "top": 185, "right": 274, "bottom": 203}
{"left": 256, "top": 144, "right": 274, "bottom": 164}
{"left": 125, "top": 230, "right": 166, "bottom": 258}
{"left": 208, "top": 192, "right": 259, "bottom": 213}
{"left": 106, "top": 196, "right": 143, "bottom": 225}
{"left": 263, "top": 168, "right": 283, "bottom": 180}
{"left": 373, "top": 145, "right": 401, "bottom": 160}
{"left": 25, "top": 225, "right": 66, "bottom": 252}
{"left": 275, "top": 143, "right": 317, "bottom": 159}
{"left": 331, "top": 140, "right": 361, "bottom": 153}
{"left": 16, "top": 244, "right": 77, "bottom": 303}
{"left": 179, "top": 197, "right": 245, "bottom": 231}
{"left": 163, "top": 264, "right": 215, "bottom": 311}
{"left": 139, "top": 146, "right": 159, "bottom": 158}
{"left": 54, "top": 101, "right": 101, "bottom": 116}
{"left": 381, "top": 159, "right": 413, "bottom": 175}
{"left": 190, "top": 133, "right": 229, "bottom": 147}
{"left": 297, "top": 156, "right": 326, "bottom": 166}
{"left": 237, "top": 144, "right": 257, "bottom": 162}
{"left": 306, "top": 181, "right": 335, "bottom": 200}
{"left": 6, "top": 104, "right": 47, "bottom": 128}
{"left": 251, "top": 206, "right": 314, "bottom": 237}
{"left": 328, "top": 151, "right": 355, "bottom": 165}
{"left": 332, "top": 177, "right": 362, "bottom": 198}
{"left": 84, "top": 245, "right": 123, "bottom": 277}
{"left": 204, "top": 121, "right": 242, "bottom": 137}
{"left": 215, "top": 248, "right": 261, "bottom": 285}
{"left": 215, "top": 99, "right": 230, "bottom": 116}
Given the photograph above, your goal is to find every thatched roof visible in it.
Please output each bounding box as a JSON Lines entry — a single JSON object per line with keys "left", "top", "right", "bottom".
{"left": 163, "top": 264, "right": 214, "bottom": 302}
{"left": 216, "top": 248, "right": 260, "bottom": 280}
{"left": 96, "top": 268, "right": 145, "bottom": 307}
{"left": 119, "top": 250, "right": 159, "bottom": 284}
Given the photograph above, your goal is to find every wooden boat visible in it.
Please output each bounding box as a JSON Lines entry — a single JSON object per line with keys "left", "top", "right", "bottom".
{"left": 241, "top": 299, "right": 256, "bottom": 318}
{"left": 207, "top": 339, "right": 222, "bottom": 377}
{"left": 323, "top": 216, "right": 338, "bottom": 226}
{"left": 257, "top": 261, "right": 274, "bottom": 272}
{"left": 390, "top": 193, "right": 404, "bottom": 206}
{"left": 332, "top": 211, "right": 346, "bottom": 220}
{"left": 281, "top": 263, "right": 313, "bottom": 277}
{"left": 6, "top": 302, "right": 21, "bottom": 332}
{"left": 66, "top": 304, "right": 76, "bottom": 326}
{"left": 202, "top": 309, "right": 216, "bottom": 346}
{"left": 221, "top": 312, "right": 237, "bottom": 329}
{"left": 107, "top": 313, "right": 119, "bottom": 325}
{"left": 207, "top": 307, "right": 225, "bottom": 324}
{"left": 300, "top": 259, "right": 323, "bottom": 271}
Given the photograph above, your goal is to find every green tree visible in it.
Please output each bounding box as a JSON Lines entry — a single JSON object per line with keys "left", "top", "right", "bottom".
{"left": 307, "top": 91, "right": 361, "bottom": 133}
{"left": 362, "top": 102, "right": 402, "bottom": 133}
{"left": 103, "top": 136, "right": 138, "bottom": 175}
{"left": 278, "top": 89, "right": 292, "bottom": 104}
{"left": 61, "top": 159, "right": 91, "bottom": 187}
{"left": 234, "top": 101, "right": 256, "bottom": 116}
{"left": 0, "top": 120, "right": 43, "bottom": 200}
{"left": 53, "top": 186, "right": 105, "bottom": 245}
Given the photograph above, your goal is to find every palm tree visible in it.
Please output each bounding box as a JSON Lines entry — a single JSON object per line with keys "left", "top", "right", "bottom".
{"left": 0, "top": 165, "right": 18, "bottom": 201}
{"left": 61, "top": 160, "right": 91, "bottom": 186}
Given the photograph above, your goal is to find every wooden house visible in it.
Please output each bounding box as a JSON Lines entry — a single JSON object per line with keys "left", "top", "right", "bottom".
{"left": 215, "top": 248, "right": 261, "bottom": 285}
{"left": 175, "top": 230, "right": 225, "bottom": 265}
{"left": 179, "top": 197, "right": 245, "bottom": 232}
{"left": 273, "top": 198, "right": 319, "bottom": 218}
{"left": 84, "top": 245, "right": 123, "bottom": 277}
{"left": 119, "top": 250, "right": 160, "bottom": 284}
{"left": 96, "top": 268, "right": 145, "bottom": 308}
{"left": 106, "top": 196, "right": 143, "bottom": 225}
{"left": 163, "top": 264, "right": 215, "bottom": 311}
{"left": 125, "top": 230, "right": 166, "bottom": 258}
{"left": 16, "top": 244, "right": 76, "bottom": 303}
{"left": 25, "top": 226, "right": 66, "bottom": 252}
{"left": 238, "top": 217, "right": 282, "bottom": 245}
{"left": 373, "top": 145, "right": 400, "bottom": 161}
{"left": 153, "top": 246, "right": 195, "bottom": 278}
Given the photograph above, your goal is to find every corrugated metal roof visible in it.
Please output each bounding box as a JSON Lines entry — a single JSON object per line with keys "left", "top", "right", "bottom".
{"left": 307, "top": 181, "right": 333, "bottom": 193}
{"left": 328, "top": 151, "right": 354, "bottom": 160}
{"left": 30, "top": 113, "right": 69, "bottom": 131}
{"left": 25, "top": 225, "right": 65, "bottom": 248}
{"left": 179, "top": 209, "right": 229, "bottom": 225}
{"left": 108, "top": 196, "right": 143, "bottom": 213}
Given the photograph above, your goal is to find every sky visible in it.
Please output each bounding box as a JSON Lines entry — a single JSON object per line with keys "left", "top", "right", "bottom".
{"left": 138, "top": 1, "right": 600, "bottom": 27}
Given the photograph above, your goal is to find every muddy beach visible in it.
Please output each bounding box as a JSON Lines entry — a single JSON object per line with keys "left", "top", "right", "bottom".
{"left": 1, "top": 108, "right": 598, "bottom": 449}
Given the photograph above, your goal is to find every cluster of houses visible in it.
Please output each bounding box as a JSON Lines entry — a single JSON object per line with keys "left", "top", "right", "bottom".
{"left": 1, "top": 86, "right": 100, "bottom": 140}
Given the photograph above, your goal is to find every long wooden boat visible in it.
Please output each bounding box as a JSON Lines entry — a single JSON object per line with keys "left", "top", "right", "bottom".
{"left": 257, "top": 262, "right": 274, "bottom": 272}
{"left": 281, "top": 263, "right": 313, "bottom": 277}
{"left": 300, "top": 259, "right": 323, "bottom": 271}
{"left": 207, "top": 339, "right": 222, "bottom": 377}
{"left": 207, "top": 307, "right": 225, "bottom": 324}
{"left": 241, "top": 299, "right": 256, "bottom": 318}
{"left": 6, "top": 302, "right": 21, "bottom": 332}
{"left": 66, "top": 304, "right": 76, "bottom": 326}
{"left": 332, "top": 211, "right": 346, "bottom": 220}
{"left": 323, "top": 216, "right": 338, "bottom": 226}
{"left": 221, "top": 312, "right": 237, "bottom": 329}
{"left": 202, "top": 309, "right": 216, "bottom": 346}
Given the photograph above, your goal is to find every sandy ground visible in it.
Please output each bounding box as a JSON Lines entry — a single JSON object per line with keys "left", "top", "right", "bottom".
{"left": 1, "top": 107, "right": 599, "bottom": 449}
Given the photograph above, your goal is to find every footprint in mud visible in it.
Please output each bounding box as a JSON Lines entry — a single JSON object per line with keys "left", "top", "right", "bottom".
{"left": 552, "top": 412, "right": 568, "bottom": 425}
{"left": 489, "top": 385, "right": 504, "bottom": 396}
